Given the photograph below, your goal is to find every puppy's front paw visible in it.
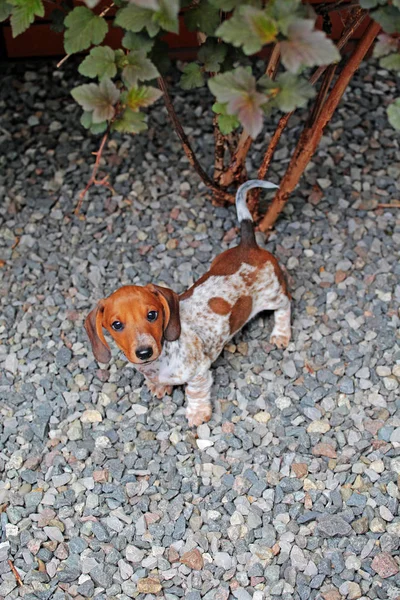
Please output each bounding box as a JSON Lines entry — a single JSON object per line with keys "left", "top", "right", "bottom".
{"left": 146, "top": 380, "right": 173, "bottom": 399}
{"left": 270, "top": 332, "right": 291, "bottom": 349}
{"left": 186, "top": 404, "right": 212, "bottom": 427}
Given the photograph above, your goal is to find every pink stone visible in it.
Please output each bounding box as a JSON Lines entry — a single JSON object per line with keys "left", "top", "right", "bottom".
{"left": 38, "top": 508, "right": 56, "bottom": 528}
{"left": 371, "top": 552, "right": 399, "bottom": 579}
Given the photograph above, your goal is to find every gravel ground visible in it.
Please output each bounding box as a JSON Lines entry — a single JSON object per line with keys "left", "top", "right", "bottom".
{"left": 0, "top": 57, "right": 400, "bottom": 600}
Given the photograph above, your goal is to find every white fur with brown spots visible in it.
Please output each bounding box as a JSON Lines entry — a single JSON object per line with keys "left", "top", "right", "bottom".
{"left": 135, "top": 180, "right": 290, "bottom": 426}
{"left": 85, "top": 180, "right": 291, "bottom": 427}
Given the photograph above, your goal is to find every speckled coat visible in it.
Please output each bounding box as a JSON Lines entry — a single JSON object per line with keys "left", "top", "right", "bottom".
{"left": 85, "top": 180, "right": 292, "bottom": 426}
{"left": 136, "top": 181, "right": 291, "bottom": 426}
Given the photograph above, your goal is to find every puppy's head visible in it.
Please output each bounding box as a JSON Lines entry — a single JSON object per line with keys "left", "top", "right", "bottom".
{"left": 84, "top": 284, "right": 181, "bottom": 364}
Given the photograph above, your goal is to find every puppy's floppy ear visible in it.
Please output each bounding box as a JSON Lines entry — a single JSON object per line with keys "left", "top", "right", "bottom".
{"left": 84, "top": 300, "right": 111, "bottom": 363}
{"left": 148, "top": 284, "right": 181, "bottom": 342}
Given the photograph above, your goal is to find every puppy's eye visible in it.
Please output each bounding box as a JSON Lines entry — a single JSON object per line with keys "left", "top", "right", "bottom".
{"left": 111, "top": 321, "right": 124, "bottom": 331}
{"left": 147, "top": 311, "right": 158, "bottom": 322}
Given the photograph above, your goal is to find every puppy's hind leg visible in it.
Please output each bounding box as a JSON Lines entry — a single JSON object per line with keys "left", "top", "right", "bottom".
{"left": 270, "top": 294, "right": 291, "bottom": 349}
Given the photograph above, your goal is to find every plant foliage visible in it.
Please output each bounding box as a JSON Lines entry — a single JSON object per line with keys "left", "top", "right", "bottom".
{"left": 4, "top": 0, "right": 400, "bottom": 140}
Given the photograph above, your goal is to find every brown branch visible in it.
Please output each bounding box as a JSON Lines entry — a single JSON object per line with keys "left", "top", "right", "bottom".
{"left": 213, "top": 116, "right": 225, "bottom": 183}
{"left": 310, "top": 7, "right": 367, "bottom": 85}
{"left": 265, "top": 43, "right": 281, "bottom": 79}
{"left": 254, "top": 7, "right": 367, "bottom": 191}
{"left": 225, "top": 131, "right": 239, "bottom": 158}
{"left": 219, "top": 43, "right": 281, "bottom": 188}
{"left": 57, "top": 54, "right": 70, "bottom": 69}
{"left": 258, "top": 118, "right": 290, "bottom": 183}
{"left": 74, "top": 128, "right": 116, "bottom": 216}
{"left": 158, "top": 76, "right": 234, "bottom": 204}
{"left": 8, "top": 560, "right": 23, "bottom": 587}
{"left": 306, "top": 64, "right": 338, "bottom": 128}
{"left": 376, "top": 203, "right": 400, "bottom": 208}
{"left": 218, "top": 131, "right": 252, "bottom": 187}
{"left": 314, "top": 0, "right": 360, "bottom": 15}
{"left": 258, "top": 19, "right": 381, "bottom": 233}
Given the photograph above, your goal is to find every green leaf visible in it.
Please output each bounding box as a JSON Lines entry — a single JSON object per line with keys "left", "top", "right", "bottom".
{"left": 128, "top": 0, "right": 159, "bottom": 9}
{"left": 185, "top": 0, "right": 220, "bottom": 36}
{"left": 359, "top": 0, "right": 386, "bottom": 8}
{"left": 212, "top": 102, "right": 227, "bottom": 114}
{"left": 50, "top": 8, "right": 65, "bottom": 33}
{"left": 149, "top": 39, "right": 171, "bottom": 74}
{"left": 9, "top": 0, "right": 44, "bottom": 37}
{"left": 217, "top": 113, "right": 240, "bottom": 134}
{"left": 82, "top": 0, "right": 101, "bottom": 7}
{"left": 280, "top": 19, "right": 340, "bottom": 73}
{"left": 198, "top": 40, "right": 227, "bottom": 73}
{"left": 261, "top": 72, "right": 315, "bottom": 112}
{"left": 208, "top": 0, "right": 241, "bottom": 9}
{"left": 72, "top": 78, "right": 120, "bottom": 123}
{"left": 122, "top": 31, "right": 154, "bottom": 53}
{"left": 212, "top": 102, "right": 240, "bottom": 134}
{"left": 387, "top": 98, "right": 400, "bottom": 129}
{"left": 209, "top": 67, "right": 254, "bottom": 102}
{"left": 267, "top": 0, "right": 304, "bottom": 35}
{"left": 209, "top": 67, "right": 266, "bottom": 138}
{"left": 267, "top": 0, "right": 301, "bottom": 19}
{"left": 220, "top": 45, "right": 249, "bottom": 72}
{"left": 155, "top": 0, "right": 179, "bottom": 34}
{"left": 373, "top": 33, "right": 399, "bottom": 58}
{"left": 210, "top": 0, "right": 262, "bottom": 8}
{"left": 371, "top": 6, "right": 400, "bottom": 34}
{"left": 112, "top": 108, "right": 148, "bottom": 133}
{"left": 80, "top": 110, "right": 93, "bottom": 129}
{"left": 122, "top": 51, "right": 160, "bottom": 87}
{"left": 126, "top": 85, "right": 163, "bottom": 111}
{"left": 244, "top": 6, "right": 278, "bottom": 45}
{"left": 0, "top": 0, "right": 12, "bottom": 22}
{"left": 180, "top": 63, "right": 204, "bottom": 90}
{"left": 115, "top": 4, "right": 159, "bottom": 37}
{"left": 216, "top": 6, "right": 277, "bottom": 56}
{"left": 80, "top": 109, "right": 107, "bottom": 133}
{"left": 114, "top": 49, "right": 127, "bottom": 70}
{"left": 64, "top": 7, "right": 107, "bottom": 54}
{"left": 380, "top": 53, "right": 400, "bottom": 69}
{"left": 90, "top": 121, "right": 108, "bottom": 134}
{"left": 216, "top": 12, "right": 258, "bottom": 56}
{"left": 79, "top": 46, "right": 117, "bottom": 80}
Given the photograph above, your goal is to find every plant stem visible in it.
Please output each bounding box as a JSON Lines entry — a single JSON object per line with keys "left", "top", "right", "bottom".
{"left": 158, "top": 77, "right": 234, "bottom": 204}
{"left": 213, "top": 116, "right": 225, "bottom": 183}
{"left": 8, "top": 561, "right": 22, "bottom": 587}
{"left": 219, "top": 43, "right": 281, "bottom": 188}
{"left": 75, "top": 128, "right": 115, "bottom": 215}
{"left": 314, "top": 0, "right": 360, "bottom": 15}
{"left": 265, "top": 42, "right": 281, "bottom": 79}
{"left": 306, "top": 63, "right": 338, "bottom": 128}
{"left": 255, "top": 7, "right": 366, "bottom": 189}
{"left": 258, "top": 19, "right": 381, "bottom": 233}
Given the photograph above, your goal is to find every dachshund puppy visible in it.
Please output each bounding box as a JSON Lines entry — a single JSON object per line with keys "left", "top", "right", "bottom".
{"left": 85, "top": 180, "right": 291, "bottom": 426}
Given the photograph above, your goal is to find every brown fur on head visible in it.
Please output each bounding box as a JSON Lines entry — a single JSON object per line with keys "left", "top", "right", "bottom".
{"left": 84, "top": 285, "right": 181, "bottom": 364}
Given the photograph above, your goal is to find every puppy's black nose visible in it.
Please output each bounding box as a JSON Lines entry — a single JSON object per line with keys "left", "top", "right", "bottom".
{"left": 135, "top": 347, "right": 153, "bottom": 361}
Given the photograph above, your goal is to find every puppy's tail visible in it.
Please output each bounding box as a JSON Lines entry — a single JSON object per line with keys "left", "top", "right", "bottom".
{"left": 236, "top": 179, "right": 279, "bottom": 246}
